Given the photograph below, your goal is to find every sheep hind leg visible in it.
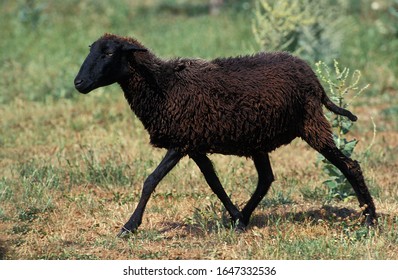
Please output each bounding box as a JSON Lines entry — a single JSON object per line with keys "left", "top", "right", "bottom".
{"left": 190, "top": 153, "right": 243, "bottom": 227}
{"left": 302, "top": 115, "right": 376, "bottom": 226}
{"left": 317, "top": 146, "right": 376, "bottom": 226}
{"left": 239, "top": 153, "right": 274, "bottom": 229}
{"left": 117, "top": 149, "right": 183, "bottom": 238}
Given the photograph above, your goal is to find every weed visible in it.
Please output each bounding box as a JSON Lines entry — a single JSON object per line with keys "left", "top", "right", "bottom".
{"left": 315, "top": 60, "right": 373, "bottom": 201}
{"left": 252, "top": 0, "right": 343, "bottom": 63}
{"left": 185, "top": 199, "right": 229, "bottom": 232}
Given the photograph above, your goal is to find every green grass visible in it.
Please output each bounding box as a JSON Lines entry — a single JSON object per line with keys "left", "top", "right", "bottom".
{"left": 0, "top": 0, "right": 255, "bottom": 103}
{"left": 1, "top": 0, "right": 397, "bottom": 260}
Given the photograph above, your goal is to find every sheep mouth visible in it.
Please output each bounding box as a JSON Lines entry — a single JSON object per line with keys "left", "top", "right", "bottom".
{"left": 74, "top": 79, "right": 95, "bottom": 94}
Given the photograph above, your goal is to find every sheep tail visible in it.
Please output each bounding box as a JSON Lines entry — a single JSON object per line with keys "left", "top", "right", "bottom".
{"left": 321, "top": 90, "right": 358, "bottom": 122}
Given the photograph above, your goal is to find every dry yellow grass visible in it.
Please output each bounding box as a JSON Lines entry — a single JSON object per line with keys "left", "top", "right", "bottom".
{"left": 1, "top": 93, "right": 397, "bottom": 260}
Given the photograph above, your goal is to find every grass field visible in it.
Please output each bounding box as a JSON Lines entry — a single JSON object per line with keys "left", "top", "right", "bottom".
{"left": 1, "top": 0, "right": 397, "bottom": 259}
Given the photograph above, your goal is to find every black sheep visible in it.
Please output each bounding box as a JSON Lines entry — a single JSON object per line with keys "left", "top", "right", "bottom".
{"left": 74, "top": 34, "right": 376, "bottom": 236}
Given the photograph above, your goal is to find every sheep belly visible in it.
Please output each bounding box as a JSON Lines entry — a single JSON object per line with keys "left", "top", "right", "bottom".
{"left": 148, "top": 93, "right": 300, "bottom": 156}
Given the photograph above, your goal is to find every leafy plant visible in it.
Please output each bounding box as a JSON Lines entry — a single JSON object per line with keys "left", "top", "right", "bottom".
{"left": 185, "top": 199, "right": 228, "bottom": 232}
{"left": 252, "top": 0, "right": 343, "bottom": 64}
{"left": 315, "top": 60, "right": 372, "bottom": 201}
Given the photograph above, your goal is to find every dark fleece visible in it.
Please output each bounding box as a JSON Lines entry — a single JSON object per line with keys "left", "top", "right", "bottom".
{"left": 105, "top": 34, "right": 336, "bottom": 157}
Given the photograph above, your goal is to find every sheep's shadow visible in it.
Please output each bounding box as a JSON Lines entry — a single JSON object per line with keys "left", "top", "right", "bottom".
{"left": 249, "top": 205, "right": 361, "bottom": 229}
{"left": 159, "top": 205, "right": 381, "bottom": 237}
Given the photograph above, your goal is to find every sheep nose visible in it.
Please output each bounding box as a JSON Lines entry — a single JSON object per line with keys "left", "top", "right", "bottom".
{"left": 74, "top": 79, "right": 84, "bottom": 87}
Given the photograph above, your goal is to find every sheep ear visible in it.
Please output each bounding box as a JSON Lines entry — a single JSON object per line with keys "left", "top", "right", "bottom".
{"left": 122, "top": 43, "right": 147, "bottom": 52}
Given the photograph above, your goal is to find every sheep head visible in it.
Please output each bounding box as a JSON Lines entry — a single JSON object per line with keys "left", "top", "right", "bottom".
{"left": 74, "top": 34, "right": 147, "bottom": 94}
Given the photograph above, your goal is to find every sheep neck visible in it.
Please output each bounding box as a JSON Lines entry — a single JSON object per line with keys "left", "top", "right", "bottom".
{"left": 118, "top": 53, "right": 166, "bottom": 133}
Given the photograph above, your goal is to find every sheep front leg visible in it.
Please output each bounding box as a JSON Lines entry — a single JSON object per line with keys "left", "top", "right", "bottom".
{"left": 239, "top": 153, "right": 274, "bottom": 229}
{"left": 190, "top": 153, "right": 243, "bottom": 227}
{"left": 117, "top": 149, "right": 183, "bottom": 237}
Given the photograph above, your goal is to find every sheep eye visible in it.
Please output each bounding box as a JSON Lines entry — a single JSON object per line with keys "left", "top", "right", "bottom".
{"left": 105, "top": 52, "right": 113, "bottom": 57}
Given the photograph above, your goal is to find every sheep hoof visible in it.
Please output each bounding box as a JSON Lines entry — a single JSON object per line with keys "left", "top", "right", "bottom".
{"left": 234, "top": 220, "right": 247, "bottom": 233}
{"left": 364, "top": 214, "right": 376, "bottom": 228}
{"left": 235, "top": 226, "right": 246, "bottom": 234}
{"left": 117, "top": 227, "right": 135, "bottom": 238}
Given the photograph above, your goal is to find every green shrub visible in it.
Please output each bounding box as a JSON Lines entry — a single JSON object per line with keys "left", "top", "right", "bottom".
{"left": 252, "top": 0, "right": 343, "bottom": 64}
{"left": 315, "top": 60, "right": 373, "bottom": 201}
